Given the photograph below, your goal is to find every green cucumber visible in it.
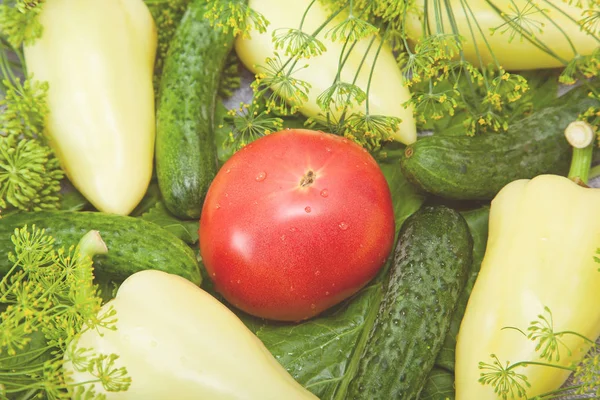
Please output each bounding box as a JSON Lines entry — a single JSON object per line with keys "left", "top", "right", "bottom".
{"left": 400, "top": 84, "right": 598, "bottom": 200}
{"left": 155, "top": 0, "right": 234, "bottom": 219}
{"left": 347, "top": 206, "right": 472, "bottom": 399}
{"left": 0, "top": 211, "right": 201, "bottom": 286}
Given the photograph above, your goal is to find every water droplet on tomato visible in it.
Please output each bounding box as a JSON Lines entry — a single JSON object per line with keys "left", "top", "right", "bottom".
{"left": 362, "top": 148, "right": 368, "bottom": 153}
{"left": 325, "top": 291, "right": 330, "bottom": 296}
{"left": 281, "top": 235, "right": 286, "bottom": 241}
{"left": 290, "top": 286, "right": 295, "bottom": 292}
{"left": 255, "top": 171, "right": 267, "bottom": 182}
{"left": 339, "top": 222, "right": 349, "bottom": 230}
{"left": 215, "top": 204, "right": 221, "bottom": 209}
{"left": 315, "top": 270, "right": 321, "bottom": 276}
{"left": 237, "top": 280, "right": 241, "bottom": 284}
{"left": 225, "top": 168, "right": 231, "bottom": 174}
{"left": 212, "top": 272, "right": 216, "bottom": 277}
{"left": 224, "top": 193, "right": 229, "bottom": 197}
{"left": 305, "top": 206, "right": 311, "bottom": 213}
{"left": 310, "top": 304, "right": 316, "bottom": 310}
{"left": 320, "top": 189, "right": 329, "bottom": 198}
{"left": 290, "top": 227, "right": 297, "bottom": 232}
{"left": 325, "top": 147, "right": 332, "bottom": 152}
{"left": 342, "top": 138, "right": 348, "bottom": 144}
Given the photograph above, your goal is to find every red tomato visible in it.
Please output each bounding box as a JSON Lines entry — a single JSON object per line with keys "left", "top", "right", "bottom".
{"left": 199, "top": 129, "right": 395, "bottom": 321}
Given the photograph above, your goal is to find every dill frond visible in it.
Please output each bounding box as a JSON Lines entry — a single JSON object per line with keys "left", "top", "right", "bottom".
{"left": 409, "top": 87, "right": 460, "bottom": 125}
{"left": 527, "top": 307, "right": 571, "bottom": 362}
{"left": 489, "top": 1, "right": 548, "bottom": 43}
{"left": 0, "top": 68, "right": 63, "bottom": 212}
{"left": 0, "top": 0, "right": 43, "bottom": 49}
{"left": 0, "top": 76, "right": 49, "bottom": 140}
{"left": 316, "top": 81, "right": 366, "bottom": 111}
{"left": 478, "top": 354, "right": 531, "bottom": 400}
{"left": 253, "top": 54, "right": 311, "bottom": 115}
{"left": 0, "top": 226, "right": 131, "bottom": 398}
{"left": 204, "top": 0, "right": 269, "bottom": 39}
{"left": 273, "top": 28, "right": 327, "bottom": 58}
{"left": 342, "top": 112, "right": 399, "bottom": 150}
{"left": 226, "top": 101, "right": 283, "bottom": 149}
{"left": 573, "top": 350, "right": 600, "bottom": 396}
{"left": 325, "top": 13, "right": 378, "bottom": 42}
{"left": 579, "top": 7, "right": 600, "bottom": 34}
{"left": 0, "top": 17, "right": 64, "bottom": 213}
{"left": 0, "top": 136, "right": 63, "bottom": 212}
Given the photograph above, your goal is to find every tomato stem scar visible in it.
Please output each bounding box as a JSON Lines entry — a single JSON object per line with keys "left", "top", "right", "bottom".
{"left": 300, "top": 170, "right": 316, "bottom": 187}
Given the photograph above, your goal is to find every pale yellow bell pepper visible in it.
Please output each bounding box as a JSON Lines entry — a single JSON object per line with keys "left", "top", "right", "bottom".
{"left": 405, "top": 0, "right": 598, "bottom": 71}
{"left": 455, "top": 172, "right": 600, "bottom": 398}
{"left": 24, "top": 0, "right": 157, "bottom": 215}
{"left": 64, "top": 269, "right": 318, "bottom": 400}
{"left": 236, "top": 0, "right": 417, "bottom": 145}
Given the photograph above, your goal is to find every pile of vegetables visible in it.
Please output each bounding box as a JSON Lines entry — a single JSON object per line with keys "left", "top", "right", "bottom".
{"left": 0, "top": 0, "right": 599, "bottom": 398}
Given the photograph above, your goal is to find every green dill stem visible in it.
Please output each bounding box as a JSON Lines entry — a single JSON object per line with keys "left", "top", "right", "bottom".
{"left": 537, "top": 1, "right": 578, "bottom": 56}
{"left": 334, "top": 31, "right": 377, "bottom": 128}
{"left": 555, "top": 330, "right": 598, "bottom": 346}
{"left": 74, "top": 230, "right": 107, "bottom": 301}
{"left": 298, "top": 0, "right": 318, "bottom": 30}
{"left": 325, "top": 37, "right": 358, "bottom": 126}
{"left": 508, "top": 360, "right": 575, "bottom": 372}
{"left": 461, "top": 0, "right": 500, "bottom": 74}
{"left": 433, "top": 0, "right": 445, "bottom": 34}
{"left": 0, "top": 44, "right": 24, "bottom": 94}
{"left": 565, "top": 121, "right": 595, "bottom": 185}
{"left": 363, "top": 26, "right": 389, "bottom": 115}
{"left": 334, "top": 36, "right": 358, "bottom": 82}
{"left": 501, "top": 326, "right": 528, "bottom": 337}
{"left": 18, "top": 388, "right": 41, "bottom": 400}
{"left": 442, "top": 0, "right": 481, "bottom": 106}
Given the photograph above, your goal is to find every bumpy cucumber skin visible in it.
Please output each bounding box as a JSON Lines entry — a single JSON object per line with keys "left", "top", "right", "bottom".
{"left": 400, "top": 86, "right": 597, "bottom": 200}
{"left": 0, "top": 211, "right": 201, "bottom": 285}
{"left": 347, "top": 206, "right": 472, "bottom": 400}
{"left": 155, "top": 0, "right": 234, "bottom": 219}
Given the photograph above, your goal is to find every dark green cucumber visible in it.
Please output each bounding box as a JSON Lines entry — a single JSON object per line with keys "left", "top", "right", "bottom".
{"left": 0, "top": 211, "right": 201, "bottom": 286}
{"left": 155, "top": 0, "right": 234, "bottom": 219}
{"left": 347, "top": 206, "right": 472, "bottom": 399}
{"left": 400, "top": 84, "right": 599, "bottom": 200}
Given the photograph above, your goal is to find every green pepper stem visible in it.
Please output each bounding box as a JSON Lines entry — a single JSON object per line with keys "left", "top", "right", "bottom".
{"left": 565, "top": 121, "right": 595, "bottom": 186}
{"left": 75, "top": 230, "right": 107, "bottom": 300}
